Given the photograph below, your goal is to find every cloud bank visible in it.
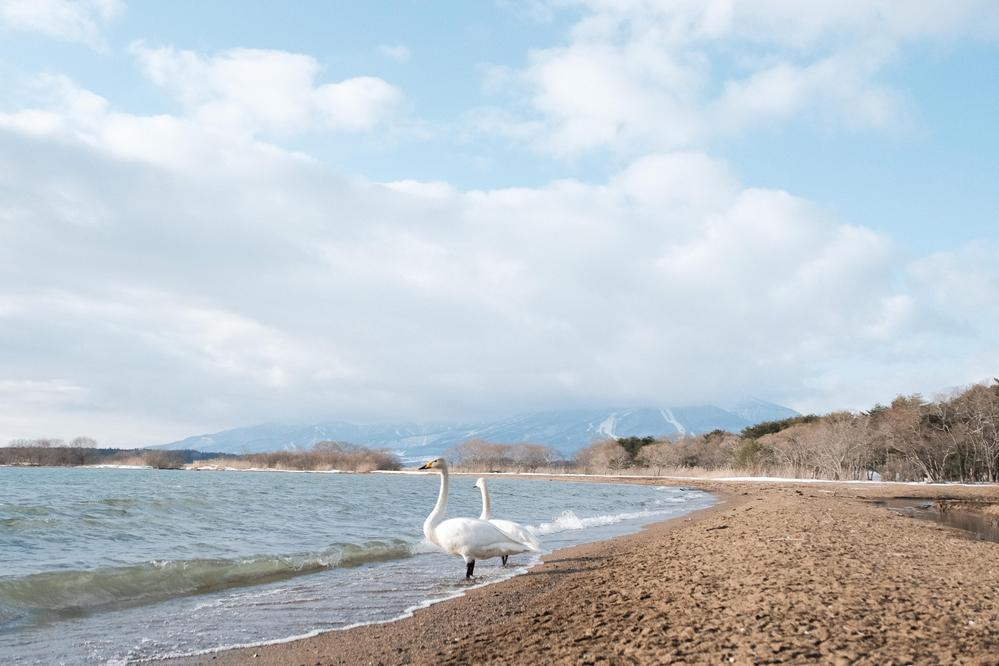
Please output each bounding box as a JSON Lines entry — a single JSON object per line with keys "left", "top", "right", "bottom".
{"left": 3, "top": 69, "right": 995, "bottom": 445}
{"left": 1, "top": 4, "right": 997, "bottom": 445}
{"left": 479, "top": 0, "right": 999, "bottom": 157}
{"left": 0, "top": 0, "right": 123, "bottom": 50}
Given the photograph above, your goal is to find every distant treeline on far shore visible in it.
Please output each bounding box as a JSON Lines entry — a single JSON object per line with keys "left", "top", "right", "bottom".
{"left": 189, "top": 441, "right": 402, "bottom": 472}
{"left": 0, "top": 437, "right": 227, "bottom": 469}
{"left": 5, "top": 379, "right": 998, "bottom": 482}
{"left": 449, "top": 379, "right": 999, "bottom": 484}
{"left": 0, "top": 440, "right": 231, "bottom": 469}
{"left": 0, "top": 440, "right": 403, "bottom": 472}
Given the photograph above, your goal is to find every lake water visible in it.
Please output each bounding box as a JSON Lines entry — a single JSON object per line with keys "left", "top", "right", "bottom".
{"left": 0, "top": 467, "right": 714, "bottom": 664}
{"left": 875, "top": 498, "right": 999, "bottom": 544}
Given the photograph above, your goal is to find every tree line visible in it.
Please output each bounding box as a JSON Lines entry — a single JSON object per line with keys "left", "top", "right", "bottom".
{"left": 447, "top": 439, "right": 566, "bottom": 472}
{"left": 193, "top": 441, "right": 402, "bottom": 472}
{"left": 2, "top": 439, "right": 402, "bottom": 472}
{"left": 8, "top": 379, "right": 996, "bottom": 481}
{"left": 0, "top": 440, "right": 201, "bottom": 469}
{"left": 449, "top": 380, "right": 999, "bottom": 482}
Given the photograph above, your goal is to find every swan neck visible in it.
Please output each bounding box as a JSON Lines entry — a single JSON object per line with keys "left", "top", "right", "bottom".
{"left": 478, "top": 483, "right": 492, "bottom": 520}
{"left": 424, "top": 464, "right": 448, "bottom": 540}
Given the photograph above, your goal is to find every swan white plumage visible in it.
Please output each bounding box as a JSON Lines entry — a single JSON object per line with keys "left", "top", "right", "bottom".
{"left": 418, "top": 458, "right": 537, "bottom": 578}
{"left": 474, "top": 477, "right": 541, "bottom": 565}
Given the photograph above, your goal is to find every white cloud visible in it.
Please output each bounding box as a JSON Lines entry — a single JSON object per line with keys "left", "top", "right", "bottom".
{"left": 0, "top": 379, "right": 88, "bottom": 408}
{"left": 908, "top": 244, "right": 999, "bottom": 327}
{"left": 0, "top": 379, "right": 214, "bottom": 445}
{"left": 710, "top": 48, "right": 906, "bottom": 132}
{"left": 0, "top": 74, "right": 307, "bottom": 171}
{"left": 378, "top": 42, "right": 412, "bottom": 62}
{"left": 5, "top": 76, "right": 992, "bottom": 445}
{"left": 0, "top": 0, "right": 123, "bottom": 50}
{"left": 131, "top": 44, "right": 404, "bottom": 137}
{"left": 485, "top": 0, "right": 999, "bottom": 157}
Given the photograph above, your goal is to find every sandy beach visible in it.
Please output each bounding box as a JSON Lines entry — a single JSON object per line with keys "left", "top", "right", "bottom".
{"left": 166, "top": 478, "right": 999, "bottom": 665}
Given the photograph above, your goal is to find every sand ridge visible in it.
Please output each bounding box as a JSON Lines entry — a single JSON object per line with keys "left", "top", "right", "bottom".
{"left": 177, "top": 479, "right": 999, "bottom": 665}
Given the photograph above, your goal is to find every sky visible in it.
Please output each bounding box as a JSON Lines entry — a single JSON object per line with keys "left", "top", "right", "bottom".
{"left": 1, "top": 0, "right": 998, "bottom": 447}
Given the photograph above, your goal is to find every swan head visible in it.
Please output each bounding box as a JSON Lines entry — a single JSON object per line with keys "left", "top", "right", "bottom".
{"left": 474, "top": 477, "right": 486, "bottom": 489}
{"left": 418, "top": 457, "right": 447, "bottom": 471}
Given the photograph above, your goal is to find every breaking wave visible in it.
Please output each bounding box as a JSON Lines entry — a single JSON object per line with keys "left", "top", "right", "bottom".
{"left": 531, "top": 508, "right": 676, "bottom": 536}
{"left": 0, "top": 539, "right": 413, "bottom": 624}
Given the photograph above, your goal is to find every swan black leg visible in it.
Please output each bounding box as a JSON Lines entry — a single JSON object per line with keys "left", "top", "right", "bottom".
{"left": 501, "top": 555, "right": 509, "bottom": 566}
{"left": 466, "top": 560, "right": 475, "bottom": 578}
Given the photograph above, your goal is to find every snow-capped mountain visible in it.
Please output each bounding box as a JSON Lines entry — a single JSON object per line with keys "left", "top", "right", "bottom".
{"left": 153, "top": 400, "right": 798, "bottom": 459}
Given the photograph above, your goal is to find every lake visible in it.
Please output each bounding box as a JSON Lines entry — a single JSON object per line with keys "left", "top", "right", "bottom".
{"left": 0, "top": 467, "right": 714, "bottom": 664}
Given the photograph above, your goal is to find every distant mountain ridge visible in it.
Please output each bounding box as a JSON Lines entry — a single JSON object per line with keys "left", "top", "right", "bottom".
{"left": 154, "top": 399, "right": 799, "bottom": 460}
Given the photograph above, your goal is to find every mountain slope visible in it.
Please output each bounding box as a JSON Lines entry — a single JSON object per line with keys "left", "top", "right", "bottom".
{"left": 154, "top": 400, "right": 799, "bottom": 459}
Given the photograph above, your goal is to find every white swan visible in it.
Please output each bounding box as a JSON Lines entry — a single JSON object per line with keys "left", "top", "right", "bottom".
{"left": 418, "top": 458, "right": 537, "bottom": 578}
{"left": 474, "top": 477, "right": 541, "bottom": 565}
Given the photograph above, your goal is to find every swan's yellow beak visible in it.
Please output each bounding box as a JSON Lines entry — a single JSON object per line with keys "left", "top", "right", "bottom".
{"left": 418, "top": 460, "right": 433, "bottom": 470}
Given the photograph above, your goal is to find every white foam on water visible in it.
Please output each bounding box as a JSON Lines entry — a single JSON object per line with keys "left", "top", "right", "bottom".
{"left": 0, "top": 540, "right": 415, "bottom": 617}
{"left": 143, "top": 501, "right": 714, "bottom": 662}
{"left": 409, "top": 539, "right": 442, "bottom": 555}
{"left": 1, "top": 469, "right": 715, "bottom": 665}
{"left": 145, "top": 561, "right": 538, "bottom": 663}
{"left": 531, "top": 507, "right": 683, "bottom": 536}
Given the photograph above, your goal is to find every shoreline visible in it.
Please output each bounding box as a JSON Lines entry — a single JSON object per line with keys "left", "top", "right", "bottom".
{"left": 8, "top": 462, "right": 999, "bottom": 490}
{"left": 154, "top": 476, "right": 725, "bottom": 664}
{"left": 8, "top": 460, "right": 999, "bottom": 489}
{"left": 169, "top": 477, "right": 999, "bottom": 665}
{"left": 166, "top": 482, "right": 734, "bottom": 666}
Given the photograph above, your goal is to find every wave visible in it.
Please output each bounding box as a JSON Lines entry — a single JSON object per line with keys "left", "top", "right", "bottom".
{"left": 154, "top": 557, "right": 537, "bottom": 664}
{"left": 0, "top": 516, "right": 58, "bottom": 529}
{"left": 1, "top": 504, "right": 53, "bottom": 516}
{"left": 531, "top": 507, "right": 679, "bottom": 536}
{"left": 0, "top": 539, "right": 413, "bottom": 624}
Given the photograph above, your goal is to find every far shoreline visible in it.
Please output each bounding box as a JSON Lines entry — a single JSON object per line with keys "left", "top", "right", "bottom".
{"left": 6, "top": 462, "right": 999, "bottom": 490}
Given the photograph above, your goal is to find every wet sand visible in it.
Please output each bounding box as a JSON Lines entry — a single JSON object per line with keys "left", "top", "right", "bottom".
{"left": 176, "top": 479, "right": 999, "bottom": 665}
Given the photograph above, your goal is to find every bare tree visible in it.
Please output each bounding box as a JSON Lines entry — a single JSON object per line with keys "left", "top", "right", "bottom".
{"left": 809, "top": 412, "right": 872, "bottom": 480}
{"left": 949, "top": 383, "right": 999, "bottom": 482}
{"left": 873, "top": 396, "right": 955, "bottom": 483}
{"left": 449, "top": 439, "right": 511, "bottom": 470}
{"left": 510, "top": 443, "right": 560, "bottom": 472}
{"left": 574, "top": 438, "right": 630, "bottom": 473}
{"left": 760, "top": 425, "right": 819, "bottom": 478}
{"left": 636, "top": 442, "right": 681, "bottom": 475}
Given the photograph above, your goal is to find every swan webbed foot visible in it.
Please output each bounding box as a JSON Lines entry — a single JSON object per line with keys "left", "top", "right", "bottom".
{"left": 466, "top": 560, "right": 475, "bottom": 578}
{"left": 501, "top": 555, "right": 509, "bottom": 566}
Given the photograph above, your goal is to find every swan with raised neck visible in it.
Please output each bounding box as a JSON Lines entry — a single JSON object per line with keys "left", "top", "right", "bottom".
{"left": 418, "top": 458, "right": 538, "bottom": 578}
{"left": 474, "top": 476, "right": 541, "bottom": 564}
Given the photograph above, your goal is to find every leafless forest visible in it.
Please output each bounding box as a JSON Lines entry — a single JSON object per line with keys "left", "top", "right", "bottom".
{"left": 189, "top": 441, "right": 403, "bottom": 472}
{"left": 450, "top": 380, "right": 999, "bottom": 483}
{"left": 0, "top": 440, "right": 402, "bottom": 472}
{"left": 0, "top": 438, "right": 190, "bottom": 469}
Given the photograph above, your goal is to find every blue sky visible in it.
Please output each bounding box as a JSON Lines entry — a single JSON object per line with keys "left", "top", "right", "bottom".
{"left": 1, "top": 1, "right": 998, "bottom": 445}
{"left": 5, "top": 1, "right": 994, "bottom": 251}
